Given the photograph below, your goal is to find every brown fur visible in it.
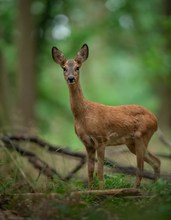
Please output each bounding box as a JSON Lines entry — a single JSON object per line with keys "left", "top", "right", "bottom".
{"left": 52, "top": 44, "right": 161, "bottom": 189}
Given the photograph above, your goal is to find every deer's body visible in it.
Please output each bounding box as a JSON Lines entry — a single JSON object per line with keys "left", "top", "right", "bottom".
{"left": 52, "top": 44, "right": 160, "bottom": 189}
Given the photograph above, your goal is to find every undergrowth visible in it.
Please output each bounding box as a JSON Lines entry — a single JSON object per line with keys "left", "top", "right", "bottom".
{"left": 1, "top": 172, "right": 171, "bottom": 220}
{"left": 0, "top": 149, "right": 171, "bottom": 220}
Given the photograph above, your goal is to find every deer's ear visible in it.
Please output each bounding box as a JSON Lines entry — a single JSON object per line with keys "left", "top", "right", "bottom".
{"left": 75, "top": 44, "right": 89, "bottom": 64}
{"left": 52, "top": 47, "right": 66, "bottom": 66}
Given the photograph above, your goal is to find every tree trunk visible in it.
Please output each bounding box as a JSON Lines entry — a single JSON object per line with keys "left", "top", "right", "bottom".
{"left": 16, "top": 0, "right": 36, "bottom": 129}
{"left": 158, "top": 0, "right": 171, "bottom": 130}
{"left": 158, "top": 82, "right": 171, "bottom": 130}
{"left": 0, "top": 31, "right": 10, "bottom": 131}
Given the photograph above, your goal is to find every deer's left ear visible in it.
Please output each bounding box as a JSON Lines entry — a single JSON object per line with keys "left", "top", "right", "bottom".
{"left": 75, "top": 44, "right": 89, "bottom": 64}
{"left": 52, "top": 47, "right": 66, "bottom": 66}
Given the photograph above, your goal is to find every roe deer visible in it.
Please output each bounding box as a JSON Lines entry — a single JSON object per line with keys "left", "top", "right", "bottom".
{"left": 52, "top": 44, "right": 161, "bottom": 189}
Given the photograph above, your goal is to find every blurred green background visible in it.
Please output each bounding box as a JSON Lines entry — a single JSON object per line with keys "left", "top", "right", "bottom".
{"left": 0, "top": 0, "right": 171, "bottom": 149}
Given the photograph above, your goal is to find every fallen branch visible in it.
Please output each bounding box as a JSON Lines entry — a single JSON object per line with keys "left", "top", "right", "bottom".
{"left": 3, "top": 134, "right": 86, "bottom": 159}
{"left": 1, "top": 136, "right": 63, "bottom": 180}
{"left": 1, "top": 143, "right": 36, "bottom": 192}
{"left": 156, "top": 153, "right": 171, "bottom": 159}
{"left": 1, "top": 134, "right": 171, "bottom": 182}
{"left": 157, "top": 129, "right": 171, "bottom": 150}
{"left": 64, "top": 157, "right": 86, "bottom": 181}
{"left": 104, "top": 158, "right": 171, "bottom": 180}
{"left": 71, "top": 188, "right": 142, "bottom": 197}
{"left": 1, "top": 136, "right": 86, "bottom": 181}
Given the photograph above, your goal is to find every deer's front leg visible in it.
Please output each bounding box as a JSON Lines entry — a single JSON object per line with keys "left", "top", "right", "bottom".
{"left": 85, "top": 146, "right": 96, "bottom": 190}
{"left": 97, "top": 146, "right": 105, "bottom": 190}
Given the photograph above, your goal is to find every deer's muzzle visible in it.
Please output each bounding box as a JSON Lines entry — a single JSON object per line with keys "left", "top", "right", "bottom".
{"left": 67, "top": 75, "right": 75, "bottom": 84}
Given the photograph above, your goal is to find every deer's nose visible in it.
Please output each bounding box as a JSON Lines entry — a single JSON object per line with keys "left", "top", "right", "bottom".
{"left": 68, "top": 75, "right": 75, "bottom": 84}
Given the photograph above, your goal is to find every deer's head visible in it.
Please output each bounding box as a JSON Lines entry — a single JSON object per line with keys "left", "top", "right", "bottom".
{"left": 52, "top": 44, "right": 89, "bottom": 85}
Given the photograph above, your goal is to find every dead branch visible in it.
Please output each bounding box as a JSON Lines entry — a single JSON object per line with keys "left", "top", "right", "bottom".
{"left": 70, "top": 188, "right": 142, "bottom": 197}
{"left": 64, "top": 158, "right": 86, "bottom": 181}
{"left": 1, "top": 143, "right": 36, "bottom": 192}
{"left": 157, "top": 129, "right": 171, "bottom": 150}
{"left": 104, "top": 158, "right": 155, "bottom": 179}
{"left": 4, "top": 134, "right": 86, "bottom": 159}
{"left": 156, "top": 153, "right": 171, "bottom": 159}
{"left": 1, "top": 135, "right": 86, "bottom": 181}
{"left": 1, "top": 136, "right": 63, "bottom": 180}
{"left": 1, "top": 134, "right": 171, "bottom": 182}
{"left": 104, "top": 158, "right": 171, "bottom": 180}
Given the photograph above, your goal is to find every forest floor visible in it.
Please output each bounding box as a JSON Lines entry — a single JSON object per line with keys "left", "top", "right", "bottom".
{"left": 0, "top": 134, "right": 171, "bottom": 220}
{"left": 0, "top": 177, "right": 171, "bottom": 220}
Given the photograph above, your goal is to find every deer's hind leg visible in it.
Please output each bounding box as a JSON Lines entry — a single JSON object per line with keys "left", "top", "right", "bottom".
{"left": 97, "top": 146, "right": 105, "bottom": 190}
{"left": 126, "top": 138, "right": 146, "bottom": 188}
{"left": 134, "top": 138, "right": 147, "bottom": 188}
{"left": 144, "top": 150, "right": 161, "bottom": 181}
{"left": 127, "top": 139, "right": 161, "bottom": 187}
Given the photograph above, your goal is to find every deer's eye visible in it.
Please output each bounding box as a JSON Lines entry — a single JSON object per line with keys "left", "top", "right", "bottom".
{"left": 63, "top": 67, "right": 67, "bottom": 72}
{"left": 75, "top": 67, "right": 79, "bottom": 71}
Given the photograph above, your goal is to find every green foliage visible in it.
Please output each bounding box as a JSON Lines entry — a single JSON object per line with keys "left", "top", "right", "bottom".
{"left": 104, "top": 174, "right": 132, "bottom": 189}
{"left": 47, "top": 177, "right": 74, "bottom": 195}
{"left": 1, "top": 0, "right": 171, "bottom": 144}
{"left": 146, "top": 179, "right": 171, "bottom": 199}
{"left": 87, "top": 173, "right": 132, "bottom": 190}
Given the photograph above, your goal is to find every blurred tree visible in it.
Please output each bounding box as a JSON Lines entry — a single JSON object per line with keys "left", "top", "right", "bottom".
{"left": 16, "top": 0, "right": 37, "bottom": 128}
{"left": 158, "top": 0, "right": 171, "bottom": 130}
{"left": 0, "top": 38, "right": 10, "bottom": 129}
{"left": 0, "top": 3, "right": 13, "bottom": 131}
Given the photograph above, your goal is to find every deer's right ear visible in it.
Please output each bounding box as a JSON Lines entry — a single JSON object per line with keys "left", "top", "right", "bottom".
{"left": 52, "top": 47, "right": 66, "bottom": 66}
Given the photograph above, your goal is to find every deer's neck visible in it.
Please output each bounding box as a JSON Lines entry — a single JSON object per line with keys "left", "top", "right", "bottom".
{"left": 68, "top": 82, "right": 87, "bottom": 119}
